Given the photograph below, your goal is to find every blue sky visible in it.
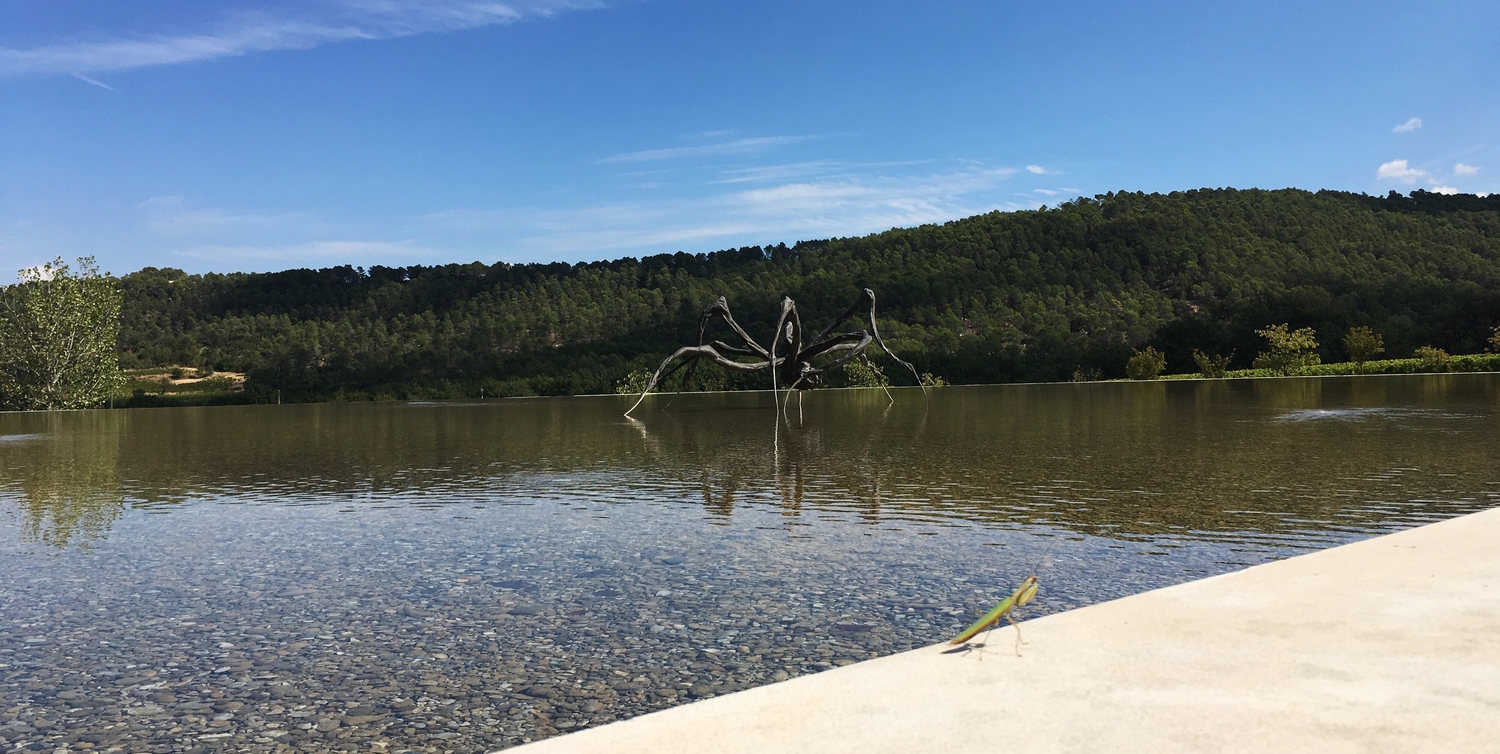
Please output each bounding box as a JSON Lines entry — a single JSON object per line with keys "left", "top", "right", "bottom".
{"left": 2, "top": 1, "right": 1497, "bottom": 276}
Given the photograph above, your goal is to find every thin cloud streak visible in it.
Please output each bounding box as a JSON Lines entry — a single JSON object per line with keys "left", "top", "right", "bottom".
{"left": 0, "top": 1, "right": 605, "bottom": 76}
{"left": 713, "top": 160, "right": 850, "bottom": 184}
{"left": 71, "top": 73, "right": 116, "bottom": 90}
{"left": 137, "top": 195, "right": 309, "bottom": 235}
{"left": 5, "top": 21, "right": 373, "bottom": 75}
{"left": 601, "top": 136, "right": 814, "bottom": 163}
{"left": 510, "top": 223, "right": 772, "bottom": 254}
{"left": 429, "top": 165, "right": 1026, "bottom": 257}
{"left": 711, "top": 159, "right": 934, "bottom": 185}
{"left": 176, "top": 239, "right": 439, "bottom": 265}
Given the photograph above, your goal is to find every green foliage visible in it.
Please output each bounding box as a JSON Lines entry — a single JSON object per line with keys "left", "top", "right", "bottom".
{"left": 1413, "top": 345, "right": 1450, "bottom": 371}
{"left": 615, "top": 369, "right": 652, "bottom": 395}
{"left": 1125, "top": 347, "right": 1167, "bottom": 380}
{"left": 1192, "top": 349, "right": 1232, "bottom": 378}
{"left": 1164, "top": 352, "right": 1500, "bottom": 379}
{"left": 1252, "top": 324, "right": 1321, "bottom": 376}
{"left": 1071, "top": 367, "right": 1103, "bottom": 382}
{"left": 0, "top": 257, "right": 124, "bottom": 410}
{"left": 108, "top": 189, "right": 1500, "bottom": 402}
{"left": 1489, "top": 325, "right": 1500, "bottom": 353}
{"left": 840, "top": 358, "right": 889, "bottom": 388}
{"left": 920, "top": 372, "right": 948, "bottom": 387}
{"left": 1343, "top": 326, "right": 1385, "bottom": 373}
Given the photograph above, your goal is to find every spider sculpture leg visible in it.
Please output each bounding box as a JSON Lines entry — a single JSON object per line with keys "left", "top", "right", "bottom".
{"left": 624, "top": 343, "right": 774, "bottom": 416}
{"left": 860, "top": 353, "right": 896, "bottom": 403}
{"left": 794, "top": 332, "right": 874, "bottom": 373}
{"left": 682, "top": 296, "right": 774, "bottom": 389}
{"left": 769, "top": 297, "right": 803, "bottom": 394}
{"left": 776, "top": 332, "right": 872, "bottom": 399}
{"left": 806, "top": 288, "right": 925, "bottom": 392}
{"left": 624, "top": 298, "right": 774, "bottom": 417}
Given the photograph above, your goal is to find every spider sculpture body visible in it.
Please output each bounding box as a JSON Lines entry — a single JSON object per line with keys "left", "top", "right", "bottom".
{"left": 624, "top": 288, "right": 923, "bottom": 416}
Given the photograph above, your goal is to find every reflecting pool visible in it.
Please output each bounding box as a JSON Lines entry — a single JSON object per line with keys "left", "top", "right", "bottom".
{"left": 2, "top": 375, "right": 1497, "bottom": 752}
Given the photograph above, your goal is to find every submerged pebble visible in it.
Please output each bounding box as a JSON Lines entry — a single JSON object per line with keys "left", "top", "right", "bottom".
{"left": 0, "top": 500, "right": 1213, "bottom": 752}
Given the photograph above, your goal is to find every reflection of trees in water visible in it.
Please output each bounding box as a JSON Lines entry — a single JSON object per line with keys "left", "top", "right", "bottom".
{"left": 1, "top": 412, "right": 125, "bottom": 548}
{"left": 2, "top": 375, "right": 1496, "bottom": 548}
{"left": 630, "top": 389, "right": 906, "bottom": 524}
{"left": 1251, "top": 375, "right": 1323, "bottom": 409}
{"left": 771, "top": 390, "right": 915, "bottom": 526}
{"left": 630, "top": 378, "right": 1500, "bottom": 541}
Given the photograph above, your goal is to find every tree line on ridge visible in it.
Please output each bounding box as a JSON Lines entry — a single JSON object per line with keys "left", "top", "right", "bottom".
{"left": 7, "top": 187, "right": 1499, "bottom": 408}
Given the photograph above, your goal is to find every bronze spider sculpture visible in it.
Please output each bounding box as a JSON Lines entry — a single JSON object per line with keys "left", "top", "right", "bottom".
{"left": 624, "top": 288, "right": 923, "bottom": 416}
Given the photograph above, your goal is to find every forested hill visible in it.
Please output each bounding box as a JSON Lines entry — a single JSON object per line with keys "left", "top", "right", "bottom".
{"left": 118, "top": 188, "right": 1500, "bottom": 402}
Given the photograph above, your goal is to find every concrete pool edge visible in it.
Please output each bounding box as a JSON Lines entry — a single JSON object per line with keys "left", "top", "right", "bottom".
{"left": 506, "top": 507, "right": 1500, "bottom": 753}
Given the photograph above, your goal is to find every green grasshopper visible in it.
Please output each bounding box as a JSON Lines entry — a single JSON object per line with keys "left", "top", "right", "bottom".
{"left": 948, "top": 575, "right": 1039, "bottom": 654}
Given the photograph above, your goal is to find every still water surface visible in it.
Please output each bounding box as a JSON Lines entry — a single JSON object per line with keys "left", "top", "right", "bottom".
{"left": 2, "top": 376, "right": 1498, "bottom": 753}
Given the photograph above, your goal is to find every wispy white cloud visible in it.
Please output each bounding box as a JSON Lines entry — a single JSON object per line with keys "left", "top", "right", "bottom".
{"left": 712, "top": 159, "right": 933, "bottom": 185}
{"left": 427, "top": 165, "right": 1025, "bottom": 257}
{"left": 1454, "top": 163, "right": 1481, "bottom": 176}
{"left": 1392, "top": 117, "right": 1422, "bottom": 133}
{"left": 176, "top": 239, "right": 439, "bottom": 265}
{"left": 137, "top": 195, "right": 307, "bottom": 234}
{"left": 734, "top": 168, "right": 1015, "bottom": 221}
{"left": 71, "top": 73, "right": 116, "bottom": 91}
{"left": 1032, "top": 188, "right": 1059, "bottom": 196}
{"left": 493, "top": 222, "right": 770, "bottom": 255}
{"left": 4, "top": 21, "right": 372, "bottom": 75}
{"left": 1430, "top": 185, "right": 1459, "bottom": 195}
{"left": 714, "top": 161, "right": 849, "bottom": 184}
{"left": 1376, "top": 159, "right": 1426, "bottom": 183}
{"left": 602, "top": 136, "right": 814, "bottom": 164}
{"left": 1025, "top": 164, "right": 1048, "bottom": 174}
{"left": 0, "top": 1, "right": 605, "bottom": 76}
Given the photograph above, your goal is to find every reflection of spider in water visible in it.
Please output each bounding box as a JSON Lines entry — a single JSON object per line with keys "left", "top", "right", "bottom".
{"left": 625, "top": 288, "right": 923, "bottom": 416}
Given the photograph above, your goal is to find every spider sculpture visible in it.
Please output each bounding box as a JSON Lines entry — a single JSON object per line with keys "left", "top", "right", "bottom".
{"left": 624, "top": 288, "right": 923, "bottom": 416}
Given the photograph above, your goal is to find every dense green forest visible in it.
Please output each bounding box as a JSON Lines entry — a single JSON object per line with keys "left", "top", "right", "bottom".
{"left": 116, "top": 188, "right": 1500, "bottom": 403}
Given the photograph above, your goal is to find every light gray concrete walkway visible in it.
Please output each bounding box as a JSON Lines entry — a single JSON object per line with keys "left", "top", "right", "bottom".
{"left": 511, "top": 507, "right": 1500, "bottom": 753}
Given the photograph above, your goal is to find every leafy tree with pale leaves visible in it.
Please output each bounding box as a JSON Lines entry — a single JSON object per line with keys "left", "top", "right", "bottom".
{"left": 1192, "top": 349, "right": 1232, "bottom": 378}
{"left": 1343, "top": 326, "right": 1384, "bottom": 373}
{"left": 1125, "top": 346, "right": 1166, "bottom": 380}
{"left": 614, "top": 368, "right": 652, "bottom": 395}
{"left": 0, "top": 257, "right": 125, "bottom": 410}
{"left": 1252, "top": 324, "right": 1320, "bottom": 376}
{"left": 1413, "top": 345, "right": 1450, "bottom": 371}
{"left": 840, "top": 357, "right": 889, "bottom": 388}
